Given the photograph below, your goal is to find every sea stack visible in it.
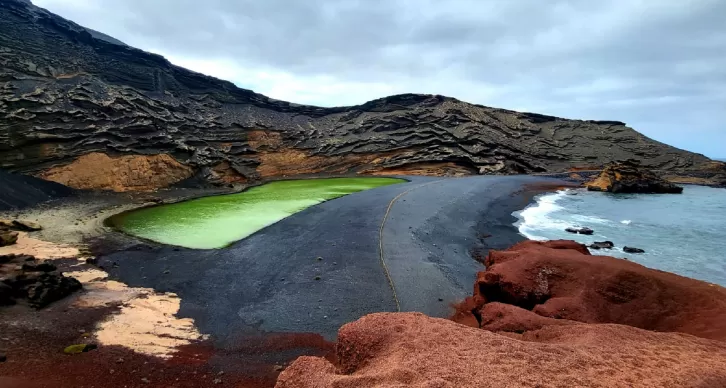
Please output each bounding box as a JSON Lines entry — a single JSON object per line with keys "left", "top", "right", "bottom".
{"left": 586, "top": 159, "right": 684, "bottom": 194}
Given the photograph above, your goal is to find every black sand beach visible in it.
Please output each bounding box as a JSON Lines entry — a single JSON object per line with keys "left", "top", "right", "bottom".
{"left": 1, "top": 174, "right": 570, "bottom": 387}
{"left": 99, "top": 175, "right": 569, "bottom": 339}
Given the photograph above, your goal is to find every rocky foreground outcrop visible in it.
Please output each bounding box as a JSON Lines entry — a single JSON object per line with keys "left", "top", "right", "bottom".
{"left": 459, "top": 240, "right": 726, "bottom": 341}
{"left": 277, "top": 241, "right": 726, "bottom": 387}
{"left": 0, "top": 218, "right": 41, "bottom": 246}
{"left": 0, "top": 254, "right": 82, "bottom": 308}
{"left": 586, "top": 159, "right": 684, "bottom": 193}
{"left": 276, "top": 313, "right": 726, "bottom": 388}
{"left": 1, "top": 0, "right": 722, "bottom": 191}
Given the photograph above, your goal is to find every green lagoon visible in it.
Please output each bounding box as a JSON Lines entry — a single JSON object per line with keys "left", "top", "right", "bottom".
{"left": 108, "top": 177, "right": 405, "bottom": 249}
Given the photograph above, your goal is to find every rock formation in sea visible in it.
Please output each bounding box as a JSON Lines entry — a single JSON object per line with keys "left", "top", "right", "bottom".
{"left": 276, "top": 240, "right": 726, "bottom": 387}
{"left": 1, "top": 0, "right": 724, "bottom": 191}
{"left": 588, "top": 240, "right": 614, "bottom": 249}
{"left": 565, "top": 226, "right": 594, "bottom": 235}
{"left": 586, "top": 159, "right": 685, "bottom": 193}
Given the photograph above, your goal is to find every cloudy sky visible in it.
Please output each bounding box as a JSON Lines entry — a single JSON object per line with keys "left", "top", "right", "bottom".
{"left": 33, "top": 0, "right": 726, "bottom": 158}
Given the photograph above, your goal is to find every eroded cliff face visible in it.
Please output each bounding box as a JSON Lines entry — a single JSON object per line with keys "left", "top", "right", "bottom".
{"left": 38, "top": 152, "right": 193, "bottom": 192}
{"left": 0, "top": 0, "right": 719, "bottom": 191}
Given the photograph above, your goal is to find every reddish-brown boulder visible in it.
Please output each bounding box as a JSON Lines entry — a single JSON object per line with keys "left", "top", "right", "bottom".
{"left": 467, "top": 240, "right": 726, "bottom": 341}
{"left": 586, "top": 159, "right": 683, "bottom": 193}
{"left": 275, "top": 312, "right": 726, "bottom": 388}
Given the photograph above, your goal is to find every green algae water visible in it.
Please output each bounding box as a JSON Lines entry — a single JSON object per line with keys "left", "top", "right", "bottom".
{"left": 109, "top": 177, "right": 404, "bottom": 249}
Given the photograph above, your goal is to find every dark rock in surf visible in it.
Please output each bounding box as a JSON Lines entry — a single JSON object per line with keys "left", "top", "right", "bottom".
{"left": 624, "top": 246, "right": 645, "bottom": 254}
{"left": 566, "top": 227, "right": 594, "bottom": 235}
{"left": 589, "top": 241, "right": 614, "bottom": 250}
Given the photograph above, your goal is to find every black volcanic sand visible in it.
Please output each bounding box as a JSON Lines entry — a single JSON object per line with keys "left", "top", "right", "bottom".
{"left": 99, "top": 176, "right": 568, "bottom": 340}
{"left": 0, "top": 169, "right": 75, "bottom": 211}
{"left": 1, "top": 175, "right": 570, "bottom": 387}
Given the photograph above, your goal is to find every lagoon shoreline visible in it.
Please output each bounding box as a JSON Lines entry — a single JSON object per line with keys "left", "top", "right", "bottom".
{"left": 0, "top": 174, "right": 627, "bottom": 388}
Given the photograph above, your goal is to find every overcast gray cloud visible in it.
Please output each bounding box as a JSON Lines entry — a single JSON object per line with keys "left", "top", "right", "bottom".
{"left": 32, "top": 0, "right": 726, "bottom": 157}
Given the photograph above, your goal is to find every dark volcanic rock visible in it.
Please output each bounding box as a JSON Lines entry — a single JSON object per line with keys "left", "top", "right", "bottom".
{"left": 0, "top": 281, "right": 13, "bottom": 305}
{"left": 589, "top": 241, "right": 614, "bottom": 249}
{"left": 0, "top": 0, "right": 720, "bottom": 190}
{"left": 21, "top": 262, "right": 57, "bottom": 272}
{"left": 565, "top": 227, "right": 594, "bottom": 235}
{"left": 0, "top": 254, "right": 82, "bottom": 308}
{"left": 0, "top": 254, "right": 33, "bottom": 264}
{"left": 624, "top": 246, "right": 645, "bottom": 254}
{"left": 25, "top": 272, "right": 82, "bottom": 308}
{"left": 586, "top": 159, "right": 684, "bottom": 194}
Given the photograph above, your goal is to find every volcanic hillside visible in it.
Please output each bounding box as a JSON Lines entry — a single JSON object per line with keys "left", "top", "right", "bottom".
{"left": 0, "top": 0, "right": 721, "bottom": 191}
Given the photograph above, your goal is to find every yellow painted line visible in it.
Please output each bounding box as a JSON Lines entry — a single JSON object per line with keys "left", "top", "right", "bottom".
{"left": 378, "top": 179, "right": 445, "bottom": 312}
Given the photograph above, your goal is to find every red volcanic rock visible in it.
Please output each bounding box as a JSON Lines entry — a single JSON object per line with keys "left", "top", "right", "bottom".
{"left": 278, "top": 241, "right": 726, "bottom": 387}
{"left": 478, "top": 302, "right": 578, "bottom": 333}
{"left": 469, "top": 240, "right": 726, "bottom": 341}
{"left": 275, "top": 312, "right": 726, "bottom": 388}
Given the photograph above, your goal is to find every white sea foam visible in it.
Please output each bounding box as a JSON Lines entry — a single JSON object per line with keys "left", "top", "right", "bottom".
{"left": 515, "top": 191, "right": 569, "bottom": 241}
{"left": 572, "top": 215, "right": 611, "bottom": 225}
{"left": 621, "top": 220, "right": 632, "bottom": 225}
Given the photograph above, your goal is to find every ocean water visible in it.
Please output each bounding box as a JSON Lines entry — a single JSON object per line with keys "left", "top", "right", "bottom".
{"left": 514, "top": 185, "right": 726, "bottom": 286}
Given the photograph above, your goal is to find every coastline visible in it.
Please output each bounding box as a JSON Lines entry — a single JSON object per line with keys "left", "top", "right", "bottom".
{"left": 513, "top": 183, "right": 726, "bottom": 287}
{"left": 0, "top": 175, "right": 592, "bottom": 387}
{"left": 470, "top": 180, "right": 582, "bottom": 260}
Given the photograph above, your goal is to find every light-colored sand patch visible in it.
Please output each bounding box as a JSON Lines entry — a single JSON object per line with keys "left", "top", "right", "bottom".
{"left": 67, "top": 268, "right": 109, "bottom": 284}
{"left": 0, "top": 232, "right": 80, "bottom": 260}
{"left": 67, "top": 269, "right": 208, "bottom": 359}
{"left": 95, "top": 291, "right": 207, "bottom": 358}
